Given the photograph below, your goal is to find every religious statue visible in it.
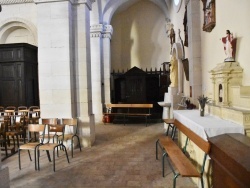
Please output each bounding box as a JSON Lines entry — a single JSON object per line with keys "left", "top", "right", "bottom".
{"left": 169, "top": 55, "right": 178, "bottom": 87}
{"left": 221, "top": 30, "right": 237, "bottom": 62}
{"left": 166, "top": 23, "right": 175, "bottom": 54}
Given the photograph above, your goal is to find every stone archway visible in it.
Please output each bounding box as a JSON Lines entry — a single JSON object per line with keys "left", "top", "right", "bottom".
{"left": 0, "top": 18, "right": 37, "bottom": 45}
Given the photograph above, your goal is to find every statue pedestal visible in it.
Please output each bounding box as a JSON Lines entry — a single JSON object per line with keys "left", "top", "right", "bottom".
{"left": 210, "top": 62, "right": 243, "bottom": 106}
{"left": 162, "top": 87, "right": 184, "bottom": 119}
{"left": 209, "top": 62, "right": 250, "bottom": 136}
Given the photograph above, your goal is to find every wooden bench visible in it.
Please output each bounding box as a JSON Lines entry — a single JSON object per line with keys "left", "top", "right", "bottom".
{"left": 104, "top": 104, "right": 153, "bottom": 126}
{"left": 156, "top": 119, "right": 211, "bottom": 188}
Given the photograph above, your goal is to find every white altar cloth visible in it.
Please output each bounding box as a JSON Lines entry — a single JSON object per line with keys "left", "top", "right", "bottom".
{"left": 173, "top": 110, "right": 245, "bottom": 141}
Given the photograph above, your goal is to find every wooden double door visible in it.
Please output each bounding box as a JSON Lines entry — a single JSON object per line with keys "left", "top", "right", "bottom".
{"left": 0, "top": 43, "right": 39, "bottom": 107}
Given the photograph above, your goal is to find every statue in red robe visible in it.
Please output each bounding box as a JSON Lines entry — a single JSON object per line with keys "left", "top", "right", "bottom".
{"left": 222, "top": 30, "right": 237, "bottom": 62}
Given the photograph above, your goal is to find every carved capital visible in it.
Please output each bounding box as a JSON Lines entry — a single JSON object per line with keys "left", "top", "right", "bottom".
{"left": 102, "top": 25, "right": 113, "bottom": 39}
{"left": 90, "top": 32, "right": 102, "bottom": 38}
{"left": 90, "top": 24, "right": 103, "bottom": 38}
{"left": 90, "top": 24, "right": 103, "bottom": 33}
{"left": 90, "top": 24, "right": 113, "bottom": 39}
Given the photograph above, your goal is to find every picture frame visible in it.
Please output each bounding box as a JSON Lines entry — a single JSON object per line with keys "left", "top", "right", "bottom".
{"left": 201, "top": 0, "right": 216, "bottom": 32}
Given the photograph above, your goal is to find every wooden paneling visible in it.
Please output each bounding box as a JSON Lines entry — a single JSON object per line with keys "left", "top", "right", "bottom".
{"left": 0, "top": 43, "right": 39, "bottom": 107}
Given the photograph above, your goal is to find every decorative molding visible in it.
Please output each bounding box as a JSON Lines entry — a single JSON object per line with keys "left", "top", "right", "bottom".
{"left": 90, "top": 24, "right": 113, "bottom": 39}
{"left": 72, "top": 0, "right": 92, "bottom": 10}
{"left": 33, "top": 0, "right": 93, "bottom": 10}
{"left": 102, "top": 25, "right": 113, "bottom": 39}
{"left": 102, "top": 33, "right": 111, "bottom": 39}
{"left": 90, "top": 24, "right": 103, "bottom": 38}
{"left": 34, "top": 0, "right": 73, "bottom": 4}
{"left": 90, "top": 33, "right": 102, "bottom": 38}
{"left": 90, "top": 24, "right": 103, "bottom": 33}
{"left": 0, "top": 0, "right": 33, "bottom": 4}
{"left": 103, "top": 25, "right": 113, "bottom": 35}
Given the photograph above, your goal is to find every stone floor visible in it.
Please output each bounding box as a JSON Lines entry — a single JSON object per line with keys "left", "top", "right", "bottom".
{"left": 2, "top": 122, "right": 197, "bottom": 188}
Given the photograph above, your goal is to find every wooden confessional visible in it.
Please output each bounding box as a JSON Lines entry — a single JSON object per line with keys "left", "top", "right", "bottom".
{"left": 110, "top": 66, "right": 170, "bottom": 120}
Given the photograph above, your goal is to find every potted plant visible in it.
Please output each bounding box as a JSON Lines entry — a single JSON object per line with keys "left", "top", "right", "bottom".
{"left": 198, "top": 95, "right": 210, "bottom": 116}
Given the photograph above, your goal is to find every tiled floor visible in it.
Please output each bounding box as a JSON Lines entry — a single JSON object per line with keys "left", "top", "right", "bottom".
{"left": 2, "top": 122, "right": 197, "bottom": 188}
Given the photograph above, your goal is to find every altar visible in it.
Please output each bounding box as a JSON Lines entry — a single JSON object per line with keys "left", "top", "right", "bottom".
{"left": 173, "top": 110, "right": 245, "bottom": 140}
{"left": 173, "top": 110, "right": 245, "bottom": 188}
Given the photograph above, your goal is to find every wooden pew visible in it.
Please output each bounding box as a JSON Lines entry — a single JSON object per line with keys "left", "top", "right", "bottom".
{"left": 104, "top": 103, "right": 153, "bottom": 126}
{"left": 156, "top": 119, "right": 211, "bottom": 188}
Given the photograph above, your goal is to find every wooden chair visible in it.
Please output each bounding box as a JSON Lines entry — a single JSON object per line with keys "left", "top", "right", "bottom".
{"left": 28, "top": 106, "right": 40, "bottom": 121}
{"left": 59, "top": 118, "right": 82, "bottom": 157}
{"left": 5, "top": 106, "right": 16, "bottom": 111}
{"left": 0, "top": 106, "right": 4, "bottom": 116}
{"left": 18, "top": 124, "right": 47, "bottom": 170}
{"left": 37, "top": 124, "right": 70, "bottom": 172}
{"left": 0, "top": 121, "right": 8, "bottom": 159}
{"left": 40, "top": 118, "right": 58, "bottom": 139}
{"left": 18, "top": 106, "right": 27, "bottom": 111}
{"left": 41, "top": 118, "right": 58, "bottom": 125}
{"left": 5, "top": 115, "right": 26, "bottom": 150}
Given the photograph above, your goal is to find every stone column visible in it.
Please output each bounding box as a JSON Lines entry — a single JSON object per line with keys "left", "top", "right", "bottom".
{"left": 102, "top": 25, "right": 113, "bottom": 105}
{"left": 73, "top": 0, "right": 95, "bottom": 146}
{"left": 34, "top": 0, "right": 75, "bottom": 118}
{"left": 34, "top": 0, "right": 95, "bottom": 147}
{"left": 90, "top": 24, "right": 103, "bottom": 123}
{"left": 187, "top": 0, "right": 202, "bottom": 101}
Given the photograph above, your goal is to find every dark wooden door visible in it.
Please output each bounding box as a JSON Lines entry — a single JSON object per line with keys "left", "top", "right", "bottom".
{"left": 125, "top": 75, "right": 146, "bottom": 103}
{"left": 0, "top": 43, "right": 39, "bottom": 107}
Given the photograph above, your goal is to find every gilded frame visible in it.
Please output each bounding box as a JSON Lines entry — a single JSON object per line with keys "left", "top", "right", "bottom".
{"left": 201, "top": 0, "right": 216, "bottom": 32}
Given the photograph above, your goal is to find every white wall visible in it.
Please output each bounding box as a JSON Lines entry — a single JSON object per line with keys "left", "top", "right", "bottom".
{"left": 167, "top": 0, "right": 250, "bottom": 104}
{"left": 0, "top": 3, "right": 37, "bottom": 46}
{"left": 110, "top": 0, "right": 169, "bottom": 71}
{"left": 201, "top": 0, "right": 250, "bottom": 99}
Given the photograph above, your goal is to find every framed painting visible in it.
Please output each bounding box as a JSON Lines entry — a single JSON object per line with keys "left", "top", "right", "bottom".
{"left": 201, "top": 0, "right": 216, "bottom": 32}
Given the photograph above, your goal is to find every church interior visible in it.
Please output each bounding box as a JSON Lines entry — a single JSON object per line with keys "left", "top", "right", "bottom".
{"left": 0, "top": 0, "right": 250, "bottom": 187}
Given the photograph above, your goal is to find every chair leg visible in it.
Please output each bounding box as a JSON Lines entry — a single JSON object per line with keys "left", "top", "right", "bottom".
{"left": 37, "top": 150, "right": 40, "bottom": 170}
{"left": 173, "top": 174, "right": 180, "bottom": 188}
{"left": 16, "top": 135, "right": 20, "bottom": 149}
{"left": 46, "top": 150, "right": 51, "bottom": 162}
{"left": 4, "top": 141, "right": 8, "bottom": 157}
{"left": 201, "top": 176, "right": 204, "bottom": 188}
{"left": 53, "top": 149, "right": 55, "bottom": 172}
{"left": 18, "top": 149, "right": 21, "bottom": 170}
{"left": 71, "top": 138, "right": 73, "bottom": 158}
{"left": 27, "top": 150, "right": 32, "bottom": 161}
{"left": 62, "top": 145, "right": 70, "bottom": 164}
{"left": 162, "top": 152, "right": 167, "bottom": 177}
{"left": 34, "top": 149, "right": 37, "bottom": 170}
{"left": 171, "top": 126, "right": 176, "bottom": 140}
{"left": 156, "top": 139, "right": 159, "bottom": 160}
{"left": 165, "top": 125, "right": 170, "bottom": 136}
{"left": 77, "top": 135, "right": 82, "bottom": 151}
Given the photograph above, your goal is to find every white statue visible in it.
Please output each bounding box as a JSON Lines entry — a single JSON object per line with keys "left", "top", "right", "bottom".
{"left": 170, "top": 55, "right": 178, "bottom": 87}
